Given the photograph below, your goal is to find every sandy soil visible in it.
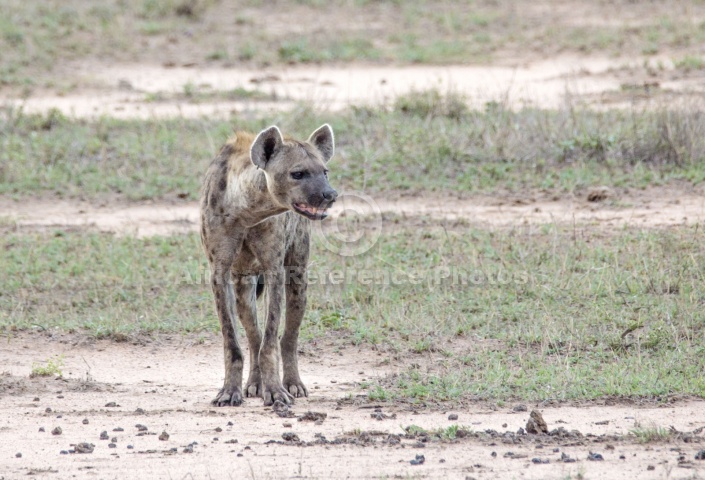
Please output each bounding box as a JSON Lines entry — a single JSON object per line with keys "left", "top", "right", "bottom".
{"left": 1, "top": 333, "right": 703, "bottom": 480}
{"left": 1, "top": 186, "right": 703, "bottom": 237}
{"left": 3, "top": 54, "right": 704, "bottom": 119}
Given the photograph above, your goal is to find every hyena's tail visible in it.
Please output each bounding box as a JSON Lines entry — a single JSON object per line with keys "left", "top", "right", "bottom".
{"left": 256, "top": 274, "right": 265, "bottom": 299}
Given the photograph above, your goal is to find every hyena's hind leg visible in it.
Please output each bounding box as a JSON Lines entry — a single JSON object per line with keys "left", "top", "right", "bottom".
{"left": 233, "top": 274, "right": 263, "bottom": 398}
{"left": 281, "top": 235, "right": 310, "bottom": 398}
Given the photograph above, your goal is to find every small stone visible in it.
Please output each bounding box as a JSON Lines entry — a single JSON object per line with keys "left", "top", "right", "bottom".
{"left": 159, "top": 431, "right": 170, "bottom": 441}
{"left": 127, "top": 445, "right": 134, "bottom": 450}
{"left": 513, "top": 404, "right": 527, "bottom": 412}
{"left": 135, "top": 408, "right": 145, "bottom": 414}
{"left": 45, "top": 408, "right": 52, "bottom": 413}
{"left": 82, "top": 418, "right": 89, "bottom": 425}
{"left": 60, "top": 450, "right": 68, "bottom": 455}
{"left": 587, "top": 186, "right": 612, "bottom": 203}
{"left": 526, "top": 410, "right": 548, "bottom": 434}
{"left": 51, "top": 427, "right": 62, "bottom": 435}
{"left": 108, "top": 443, "right": 116, "bottom": 449}
{"left": 215, "top": 427, "right": 222, "bottom": 432}
{"left": 619, "top": 455, "right": 626, "bottom": 460}
{"left": 111, "top": 437, "right": 117, "bottom": 443}
{"left": 647, "top": 465, "right": 655, "bottom": 471}
{"left": 283, "top": 422, "right": 292, "bottom": 428}
{"left": 15, "top": 452, "right": 22, "bottom": 458}
{"left": 282, "top": 432, "right": 300, "bottom": 442}
{"left": 113, "top": 427, "right": 124, "bottom": 432}
{"left": 695, "top": 450, "right": 705, "bottom": 460}
{"left": 33, "top": 397, "right": 40, "bottom": 402}
{"left": 183, "top": 446, "right": 193, "bottom": 453}
{"left": 491, "top": 451, "right": 497, "bottom": 457}
{"left": 587, "top": 452, "right": 604, "bottom": 461}
{"left": 237, "top": 453, "right": 243, "bottom": 457}
{"left": 104, "top": 402, "right": 117, "bottom": 407}
{"left": 135, "top": 424, "right": 148, "bottom": 432}
{"left": 38, "top": 427, "right": 45, "bottom": 432}
{"left": 100, "top": 431, "right": 109, "bottom": 440}
{"left": 448, "top": 413, "right": 459, "bottom": 421}
{"left": 75, "top": 442, "right": 95, "bottom": 454}
{"left": 227, "top": 421, "right": 233, "bottom": 426}
{"left": 410, "top": 454, "right": 425, "bottom": 465}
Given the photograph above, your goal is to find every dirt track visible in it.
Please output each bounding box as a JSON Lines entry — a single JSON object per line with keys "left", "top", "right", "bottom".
{"left": 1, "top": 333, "right": 704, "bottom": 480}
{"left": 3, "top": 53, "right": 704, "bottom": 119}
{"left": 1, "top": 186, "right": 704, "bottom": 237}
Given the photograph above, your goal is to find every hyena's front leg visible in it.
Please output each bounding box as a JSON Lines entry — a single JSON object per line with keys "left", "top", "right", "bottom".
{"left": 259, "top": 268, "right": 294, "bottom": 406}
{"left": 206, "top": 235, "right": 247, "bottom": 406}
{"left": 233, "top": 275, "right": 263, "bottom": 398}
{"left": 281, "top": 264, "right": 308, "bottom": 398}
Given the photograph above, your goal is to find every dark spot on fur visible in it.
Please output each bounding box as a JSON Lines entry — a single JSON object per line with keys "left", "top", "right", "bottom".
{"left": 201, "top": 225, "right": 207, "bottom": 238}
{"left": 218, "top": 177, "right": 227, "bottom": 191}
{"left": 210, "top": 191, "right": 218, "bottom": 207}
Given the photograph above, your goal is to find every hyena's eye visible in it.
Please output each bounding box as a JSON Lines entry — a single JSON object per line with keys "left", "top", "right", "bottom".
{"left": 291, "top": 171, "right": 305, "bottom": 180}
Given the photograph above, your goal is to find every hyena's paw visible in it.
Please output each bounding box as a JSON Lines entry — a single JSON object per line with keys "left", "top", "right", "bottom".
{"left": 245, "top": 373, "right": 262, "bottom": 398}
{"left": 283, "top": 377, "right": 308, "bottom": 398}
{"left": 262, "top": 383, "right": 294, "bottom": 407}
{"left": 212, "top": 385, "right": 243, "bottom": 407}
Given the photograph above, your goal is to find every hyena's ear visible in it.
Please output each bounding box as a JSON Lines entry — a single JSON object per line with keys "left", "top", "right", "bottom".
{"left": 308, "top": 124, "right": 335, "bottom": 163}
{"left": 251, "top": 125, "right": 283, "bottom": 169}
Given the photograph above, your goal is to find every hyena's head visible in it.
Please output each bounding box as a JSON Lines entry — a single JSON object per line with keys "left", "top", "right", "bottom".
{"left": 250, "top": 124, "right": 338, "bottom": 220}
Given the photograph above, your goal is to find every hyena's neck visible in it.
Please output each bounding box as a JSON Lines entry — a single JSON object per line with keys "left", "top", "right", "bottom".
{"left": 224, "top": 165, "right": 288, "bottom": 226}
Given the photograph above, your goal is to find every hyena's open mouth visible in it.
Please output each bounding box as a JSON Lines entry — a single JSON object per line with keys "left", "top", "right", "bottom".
{"left": 293, "top": 202, "right": 330, "bottom": 220}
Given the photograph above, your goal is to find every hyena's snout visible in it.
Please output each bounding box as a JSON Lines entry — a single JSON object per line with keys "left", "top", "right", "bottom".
{"left": 321, "top": 187, "right": 338, "bottom": 203}
{"left": 295, "top": 184, "right": 337, "bottom": 220}
{"left": 310, "top": 186, "right": 337, "bottom": 208}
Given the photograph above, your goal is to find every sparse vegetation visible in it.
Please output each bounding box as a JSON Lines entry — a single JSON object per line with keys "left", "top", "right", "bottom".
{"left": 30, "top": 355, "right": 64, "bottom": 378}
{"left": 630, "top": 422, "right": 673, "bottom": 443}
{"left": 3, "top": 93, "right": 705, "bottom": 201}
{"left": 3, "top": 218, "right": 705, "bottom": 402}
{"left": 3, "top": 1, "right": 705, "bottom": 87}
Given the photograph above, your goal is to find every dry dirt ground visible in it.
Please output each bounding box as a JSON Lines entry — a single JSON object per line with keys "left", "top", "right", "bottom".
{"left": 4, "top": 56, "right": 705, "bottom": 119}
{"left": 1, "top": 185, "right": 704, "bottom": 237}
{"left": 1, "top": 333, "right": 704, "bottom": 480}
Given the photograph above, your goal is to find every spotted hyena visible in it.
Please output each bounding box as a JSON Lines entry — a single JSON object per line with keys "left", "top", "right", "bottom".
{"left": 200, "top": 124, "right": 337, "bottom": 406}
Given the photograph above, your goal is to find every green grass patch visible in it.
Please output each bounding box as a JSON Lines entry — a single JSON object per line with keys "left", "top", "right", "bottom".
{"left": 2, "top": 221, "right": 705, "bottom": 402}
{"left": 2, "top": 96, "right": 705, "bottom": 200}
{"left": 0, "top": 232, "right": 211, "bottom": 337}
{"left": 30, "top": 355, "right": 64, "bottom": 378}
